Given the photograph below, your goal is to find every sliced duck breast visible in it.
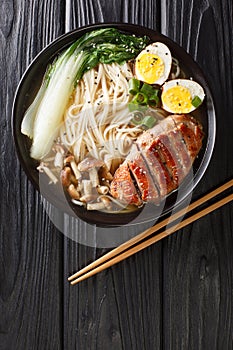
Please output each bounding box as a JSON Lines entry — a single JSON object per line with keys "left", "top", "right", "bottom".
{"left": 127, "top": 144, "right": 160, "bottom": 203}
{"left": 110, "top": 114, "right": 203, "bottom": 205}
{"left": 110, "top": 163, "right": 142, "bottom": 206}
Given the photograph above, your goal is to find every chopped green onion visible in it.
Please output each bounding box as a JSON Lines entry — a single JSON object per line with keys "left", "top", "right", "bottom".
{"left": 128, "top": 79, "right": 161, "bottom": 110}
{"left": 141, "top": 115, "right": 157, "bottom": 129}
{"left": 132, "top": 92, "right": 148, "bottom": 105}
{"left": 133, "top": 112, "right": 144, "bottom": 121}
{"left": 128, "top": 78, "right": 141, "bottom": 95}
{"left": 148, "top": 94, "right": 160, "bottom": 107}
{"left": 128, "top": 103, "right": 147, "bottom": 112}
{"left": 128, "top": 102, "right": 138, "bottom": 112}
{"left": 140, "top": 83, "right": 156, "bottom": 97}
{"left": 191, "top": 95, "right": 202, "bottom": 108}
{"left": 131, "top": 111, "right": 144, "bottom": 125}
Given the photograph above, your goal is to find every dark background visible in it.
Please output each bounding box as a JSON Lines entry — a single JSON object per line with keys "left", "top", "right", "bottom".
{"left": 0, "top": 0, "right": 232, "bottom": 349}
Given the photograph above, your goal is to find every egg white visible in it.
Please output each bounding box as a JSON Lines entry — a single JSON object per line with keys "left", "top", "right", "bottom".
{"left": 135, "top": 42, "right": 172, "bottom": 85}
{"left": 161, "top": 79, "right": 205, "bottom": 114}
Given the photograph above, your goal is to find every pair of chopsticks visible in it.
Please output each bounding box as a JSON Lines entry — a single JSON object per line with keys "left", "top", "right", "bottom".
{"left": 68, "top": 178, "right": 233, "bottom": 285}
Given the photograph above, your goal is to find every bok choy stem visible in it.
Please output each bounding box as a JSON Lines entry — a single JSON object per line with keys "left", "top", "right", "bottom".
{"left": 21, "top": 28, "right": 149, "bottom": 160}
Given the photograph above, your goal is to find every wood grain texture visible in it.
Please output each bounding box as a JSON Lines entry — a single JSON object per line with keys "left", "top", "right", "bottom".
{"left": 161, "top": 0, "right": 233, "bottom": 349}
{"left": 0, "top": 0, "right": 232, "bottom": 349}
{"left": 65, "top": 0, "right": 159, "bottom": 29}
{"left": 63, "top": 1, "right": 162, "bottom": 350}
{"left": 0, "top": 1, "right": 65, "bottom": 349}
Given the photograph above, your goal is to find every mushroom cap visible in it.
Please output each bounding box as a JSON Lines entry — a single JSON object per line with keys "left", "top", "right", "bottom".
{"left": 78, "top": 157, "right": 104, "bottom": 172}
{"left": 60, "top": 166, "right": 71, "bottom": 187}
{"left": 64, "top": 155, "right": 75, "bottom": 164}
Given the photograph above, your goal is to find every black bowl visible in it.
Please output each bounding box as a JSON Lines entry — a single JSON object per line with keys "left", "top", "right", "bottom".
{"left": 12, "top": 23, "right": 216, "bottom": 227}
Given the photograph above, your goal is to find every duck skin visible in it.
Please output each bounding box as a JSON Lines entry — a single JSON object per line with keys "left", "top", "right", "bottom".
{"left": 110, "top": 114, "right": 203, "bottom": 205}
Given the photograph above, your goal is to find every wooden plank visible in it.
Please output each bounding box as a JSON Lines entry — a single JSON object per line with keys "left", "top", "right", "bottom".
{"left": 63, "top": 1, "right": 163, "bottom": 349}
{"left": 0, "top": 1, "right": 65, "bottom": 349}
{"left": 65, "top": 0, "right": 159, "bottom": 29}
{"left": 161, "top": 0, "right": 233, "bottom": 348}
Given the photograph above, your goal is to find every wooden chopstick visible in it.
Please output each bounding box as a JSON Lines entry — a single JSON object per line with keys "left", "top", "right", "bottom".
{"left": 68, "top": 179, "right": 233, "bottom": 285}
{"left": 70, "top": 193, "right": 233, "bottom": 285}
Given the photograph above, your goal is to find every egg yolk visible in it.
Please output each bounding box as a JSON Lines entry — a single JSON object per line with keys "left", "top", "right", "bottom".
{"left": 162, "top": 86, "right": 193, "bottom": 113}
{"left": 136, "top": 53, "right": 164, "bottom": 84}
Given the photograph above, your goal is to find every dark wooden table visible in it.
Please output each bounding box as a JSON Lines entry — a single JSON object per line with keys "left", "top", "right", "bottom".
{"left": 1, "top": 1, "right": 232, "bottom": 349}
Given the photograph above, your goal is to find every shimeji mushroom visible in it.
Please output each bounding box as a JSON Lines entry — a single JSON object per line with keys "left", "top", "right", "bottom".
{"left": 80, "top": 194, "right": 98, "bottom": 203}
{"left": 37, "top": 162, "right": 58, "bottom": 184}
{"left": 82, "top": 180, "right": 93, "bottom": 195}
{"left": 77, "top": 157, "right": 105, "bottom": 172}
{"left": 60, "top": 167, "right": 72, "bottom": 187}
{"left": 77, "top": 157, "right": 104, "bottom": 188}
{"left": 53, "top": 144, "right": 66, "bottom": 169}
{"left": 87, "top": 202, "right": 106, "bottom": 211}
{"left": 67, "top": 184, "right": 80, "bottom": 200}
{"left": 97, "top": 186, "right": 109, "bottom": 195}
{"left": 99, "top": 196, "right": 112, "bottom": 210}
{"left": 64, "top": 155, "right": 81, "bottom": 180}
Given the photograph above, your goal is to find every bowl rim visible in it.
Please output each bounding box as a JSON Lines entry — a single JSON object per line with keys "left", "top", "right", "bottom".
{"left": 12, "top": 22, "right": 216, "bottom": 227}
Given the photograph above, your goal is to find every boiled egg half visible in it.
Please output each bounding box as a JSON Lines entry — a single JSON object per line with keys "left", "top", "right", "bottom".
{"left": 161, "top": 79, "right": 205, "bottom": 114}
{"left": 135, "top": 42, "right": 172, "bottom": 85}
